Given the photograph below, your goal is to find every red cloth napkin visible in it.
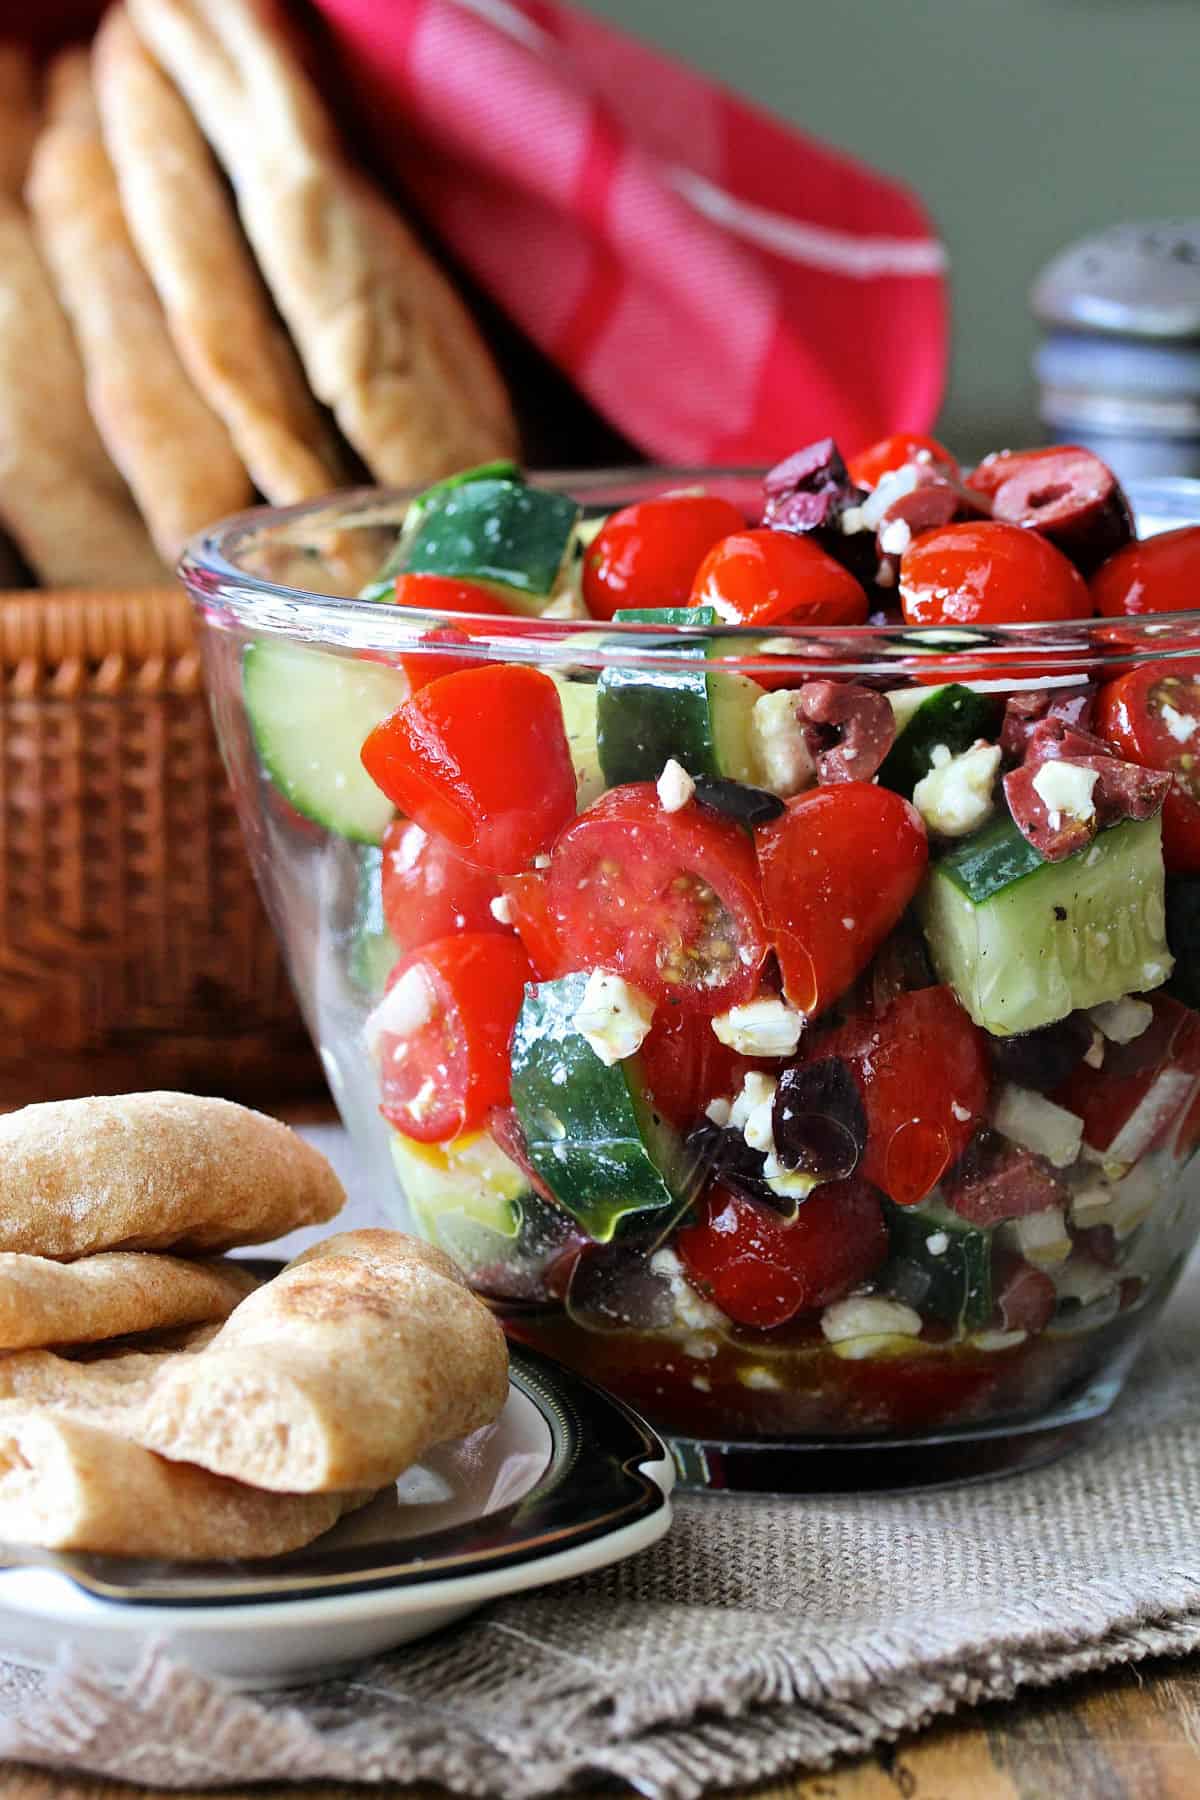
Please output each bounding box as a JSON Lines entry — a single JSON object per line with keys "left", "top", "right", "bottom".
{"left": 315, "top": 0, "right": 949, "bottom": 463}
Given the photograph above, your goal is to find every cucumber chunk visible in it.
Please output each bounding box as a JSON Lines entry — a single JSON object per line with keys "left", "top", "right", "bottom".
{"left": 919, "top": 814, "right": 1172, "bottom": 1035}
{"left": 878, "top": 683, "right": 1004, "bottom": 795}
{"left": 389, "top": 1127, "right": 526, "bottom": 1244}
{"left": 596, "top": 637, "right": 762, "bottom": 788}
{"left": 347, "top": 845, "right": 399, "bottom": 997}
{"left": 612, "top": 606, "right": 720, "bottom": 626}
{"left": 550, "top": 675, "right": 604, "bottom": 810}
{"left": 883, "top": 1198, "right": 993, "bottom": 1330}
{"left": 401, "top": 479, "right": 581, "bottom": 612}
{"left": 360, "top": 462, "right": 526, "bottom": 599}
{"left": 243, "top": 641, "right": 407, "bottom": 844}
{"left": 510, "top": 972, "right": 689, "bottom": 1242}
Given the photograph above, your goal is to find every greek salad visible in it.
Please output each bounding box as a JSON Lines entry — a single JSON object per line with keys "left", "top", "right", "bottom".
{"left": 244, "top": 435, "right": 1200, "bottom": 1439}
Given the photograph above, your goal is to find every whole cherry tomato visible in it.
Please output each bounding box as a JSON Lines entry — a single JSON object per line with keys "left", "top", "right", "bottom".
{"left": 380, "top": 818, "right": 508, "bottom": 955}
{"left": 675, "top": 1178, "right": 888, "bottom": 1328}
{"left": 690, "top": 529, "right": 868, "bottom": 629}
{"left": 360, "top": 664, "right": 577, "bottom": 874}
{"left": 1094, "top": 663, "right": 1200, "bottom": 871}
{"left": 546, "top": 784, "right": 768, "bottom": 1013}
{"left": 372, "top": 933, "right": 533, "bottom": 1143}
{"left": 1092, "top": 526, "right": 1200, "bottom": 618}
{"left": 899, "top": 521, "right": 1091, "bottom": 627}
{"left": 822, "top": 986, "right": 990, "bottom": 1206}
{"left": 847, "top": 432, "right": 959, "bottom": 489}
{"left": 582, "top": 495, "right": 746, "bottom": 620}
{"left": 755, "top": 784, "right": 928, "bottom": 1017}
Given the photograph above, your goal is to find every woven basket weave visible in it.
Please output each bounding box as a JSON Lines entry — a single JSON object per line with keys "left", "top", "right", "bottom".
{"left": 0, "top": 586, "right": 320, "bottom": 1105}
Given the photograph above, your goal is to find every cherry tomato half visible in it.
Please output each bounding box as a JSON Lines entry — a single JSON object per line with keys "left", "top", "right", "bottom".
{"left": 546, "top": 784, "right": 768, "bottom": 1013}
{"left": 500, "top": 868, "right": 572, "bottom": 980}
{"left": 1092, "top": 526, "right": 1200, "bottom": 619}
{"left": 373, "top": 933, "right": 533, "bottom": 1143}
{"left": 676, "top": 1178, "right": 888, "bottom": 1328}
{"left": 823, "top": 986, "right": 990, "bottom": 1206}
{"left": 380, "top": 818, "right": 509, "bottom": 955}
{"left": 899, "top": 521, "right": 1091, "bottom": 628}
{"left": 360, "top": 664, "right": 577, "bottom": 875}
{"left": 583, "top": 495, "right": 746, "bottom": 620}
{"left": 847, "top": 432, "right": 959, "bottom": 489}
{"left": 1094, "top": 663, "right": 1200, "bottom": 872}
{"left": 690, "top": 529, "right": 868, "bottom": 629}
{"left": 639, "top": 1006, "right": 762, "bottom": 1131}
{"left": 755, "top": 784, "right": 929, "bottom": 1018}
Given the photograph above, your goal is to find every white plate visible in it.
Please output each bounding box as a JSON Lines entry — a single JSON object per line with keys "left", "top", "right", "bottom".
{"left": 0, "top": 1346, "right": 673, "bottom": 1688}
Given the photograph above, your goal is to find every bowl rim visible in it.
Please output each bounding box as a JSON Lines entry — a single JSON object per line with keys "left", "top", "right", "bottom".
{"left": 179, "top": 467, "right": 1200, "bottom": 680}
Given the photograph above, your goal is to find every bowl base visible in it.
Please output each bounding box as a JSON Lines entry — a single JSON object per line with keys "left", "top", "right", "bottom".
{"left": 666, "top": 1366, "right": 1126, "bottom": 1495}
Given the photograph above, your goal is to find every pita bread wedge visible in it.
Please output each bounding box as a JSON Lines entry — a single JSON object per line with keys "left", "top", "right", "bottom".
{"left": 0, "top": 1231, "right": 509, "bottom": 1493}
{"left": 0, "top": 200, "right": 166, "bottom": 586}
{"left": 0, "top": 43, "right": 37, "bottom": 200}
{"left": 125, "top": 0, "right": 517, "bottom": 485}
{"left": 0, "top": 1406, "right": 365, "bottom": 1558}
{"left": 93, "top": 9, "right": 345, "bottom": 507}
{"left": 0, "top": 1092, "right": 345, "bottom": 1258}
{"left": 0, "top": 1252, "right": 259, "bottom": 1351}
{"left": 26, "top": 51, "right": 253, "bottom": 562}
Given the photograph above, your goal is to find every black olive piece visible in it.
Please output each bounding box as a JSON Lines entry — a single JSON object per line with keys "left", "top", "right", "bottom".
{"left": 683, "top": 1121, "right": 796, "bottom": 1218}
{"left": 772, "top": 1058, "right": 867, "bottom": 1179}
{"left": 692, "top": 776, "right": 785, "bottom": 828}
{"left": 987, "top": 1013, "right": 1093, "bottom": 1093}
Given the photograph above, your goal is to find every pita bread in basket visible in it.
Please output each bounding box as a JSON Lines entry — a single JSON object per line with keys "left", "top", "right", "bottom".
{"left": 126, "top": 0, "right": 518, "bottom": 484}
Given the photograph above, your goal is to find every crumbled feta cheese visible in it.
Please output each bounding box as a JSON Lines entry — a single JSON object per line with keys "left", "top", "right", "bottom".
{"left": 1031, "top": 759, "right": 1099, "bottom": 828}
{"left": 363, "top": 964, "right": 436, "bottom": 1058}
{"left": 572, "top": 970, "right": 655, "bottom": 1066}
{"left": 489, "top": 893, "right": 514, "bottom": 926}
{"left": 878, "top": 517, "right": 912, "bottom": 557}
{"left": 1084, "top": 1026, "right": 1106, "bottom": 1069}
{"left": 992, "top": 1083, "right": 1084, "bottom": 1168}
{"left": 861, "top": 463, "right": 921, "bottom": 527}
{"left": 820, "top": 1296, "right": 922, "bottom": 1343}
{"left": 929, "top": 743, "right": 952, "bottom": 769}
{"left": 533, "top": 853, "right": 551, "bottom": 869}
{"left": 950, "top": 1100, "right": 971, "bottom": 1123}
{"left": 1052, "top": 1256, "right": 1117, "bottom": 1308}
{"left": 912, "top": 741, "right": 1002, "bottom": 837}
{"left": 709, "top": 596, "right": 741, "bottom": 624}
{"left": 1161, "top": 702, "right": 1197, "bottom": 743}
{"left": 705, "top": 1096, "right": 733, "bottom": 1127}
{"left": 1089, "top": 997, "right": 1154, "bottom": 1044}
{"left": 761, "top": 1150, "right": 821, "bottom": 1201}
{"left": 1002, "top": 1206, "right": 1071, "bottom": 1267}
{"left": 738, "top": 1364, "right": 784, "bottom": 1390}
{"left": 743, "top": 1091, "right": 777, "bottom": 1153}
{"left": 839, "top": 505, "right": 867, "bottom": 535}
{"left": 926, "top": 1232, "right": 950, "bottom": 1256}
{"left": 750, "top": 691, "right": 816, "bottom": 798}
{"left": 540, "top": 584, "right": 588, "bottom": 619}
{"left": 1069, "top": 1176, "right": 1114, "bottom": 1231}
{"left": 656, "top": 758, "right": 695, "bottom": 813}
{"left": 649, "top": 1247, "right": 727, "bottom": 1332}
{"left": 712, "top": 997, "right": 804, "bottom": 1057}
{"left": 728, "top": 1070, "right": 777, "bottom": 1132}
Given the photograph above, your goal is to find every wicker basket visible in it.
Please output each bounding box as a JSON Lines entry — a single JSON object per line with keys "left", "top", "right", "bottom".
{"left": 0, "top": 585, "right": 321, "bottom": 1105}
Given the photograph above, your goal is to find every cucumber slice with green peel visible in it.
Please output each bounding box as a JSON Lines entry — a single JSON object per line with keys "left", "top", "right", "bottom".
{"left": 401, "top": 479, "right": 582, "bottom": 612}
{"left": 550, "top": 675, "right": 604, "bottom": 810}
{"left": 596, "top": 638, "right": 762, "bottom": 788}
{"left": 360, "top": 462, "right": 525, "bottom": 600}
{"left": 878, "top": 684, "right": 1004, "bottom": 795}
{"left": 919, "top": 814, "right": 1172, "bottom": 1036}
{"left": 243, "top": 641, "right": 406, "bottom": 844}
{"left": 510, "top": 973, "right": 690, "bottom": 1243}
{"left": 389, "top": 1127, "right": 525, "bottom": 1248}
{"left": 1166, "top": 876, "right": 1200, "bottom": 1010}
{"left": 347, "top": 845, "right": 399, "bottom": 997}
{"left": 612, "top": 606, "right": 720, "bottom": 626}
{"left": 883, "top": 1198, "right": 993, "bottom": 1330}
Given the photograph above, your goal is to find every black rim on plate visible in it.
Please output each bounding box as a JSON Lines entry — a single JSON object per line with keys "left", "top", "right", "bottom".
{"left": 0, "top": 1345, "right": 668, "bottom": 1608}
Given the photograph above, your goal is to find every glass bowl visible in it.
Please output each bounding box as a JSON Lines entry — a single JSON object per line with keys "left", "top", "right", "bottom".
{"left": 183, "top": 471, "right": 1200, "bottom": 1492}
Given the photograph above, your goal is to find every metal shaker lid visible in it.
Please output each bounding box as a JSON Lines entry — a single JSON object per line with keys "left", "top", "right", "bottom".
{"left": 1032, "top": 220, "right": 1200, "bottom": 341}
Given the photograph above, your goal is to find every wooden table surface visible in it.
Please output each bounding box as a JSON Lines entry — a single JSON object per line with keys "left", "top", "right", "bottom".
{"left": 6, "top": 1099, "right": 1195, "bottom": 1799}
{"left": 5, "top": 1649, "right": 1200, "bottom": 1798}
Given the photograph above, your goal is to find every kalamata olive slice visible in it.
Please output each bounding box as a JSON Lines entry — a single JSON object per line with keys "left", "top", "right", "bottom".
{"left": 968, "top": 446, "right": 1134, "bottom": 575}
{"left": 565, "top": 1239, "right": 677, "bottom": 1334}
{"left": 772, "top": 1058, "right": 867, "bottom": 1179}
{"left": 987, "top": 1014, "right": 1093, "bottom": 1092}
{"left": 993, "top": 1255, "right": 1057, "bottom": 1334}
{"left": 795, "top": 679, "right": 896, "bottom": 783}
{"left": 942, "top": 1128, "right": 1067, "bottom": 1226}
{"left": 685, "top": 1121, "right": 794, "bottom": 1217}
{"left": 761, "top": 439, "right": 877, "bottom": 585}
{"left": 692, "top": 776, "right": 786, "bottom": 827}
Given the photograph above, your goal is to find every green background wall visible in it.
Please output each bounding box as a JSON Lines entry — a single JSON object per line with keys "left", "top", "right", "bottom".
{"left": 579, "top": 0, "right": 1200, "bottom": 460}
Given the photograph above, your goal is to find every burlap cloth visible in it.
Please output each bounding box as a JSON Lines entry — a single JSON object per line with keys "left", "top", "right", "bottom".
{"left": 3, "top": 1131, "right": 1200, "bottom": 1795}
